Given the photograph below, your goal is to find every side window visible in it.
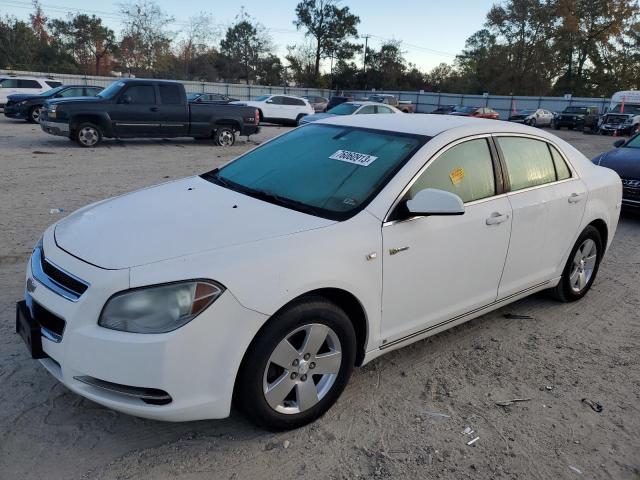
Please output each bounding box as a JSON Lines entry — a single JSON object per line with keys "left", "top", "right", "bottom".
{"left": 549, "top": 144, "right": 571, "bottom": 180}
{"left": 0, "top": 78, "right": 18, "bottom": 88}
{"left": 270, "top": 96, "right": 285, "bottom": 105}
{"left": 408, "top": 138, "right": 496, "bottom": 203}
{"left": 18, "top": 79, "right": 41, "bottom": 88}
{"left": 283, "top": 97, "right": 305, "bottom": 106}
{"left": 85, "top": 87, "right": 102, "bottom": 97}
{"left": 376, "top": 106, "right": 393, "bottom": 114}
{"left": 497, "top": 137, "right": 556, "bottom": 191}
{"left": 159, "top": 84, "right": 182, "bottom": 105}
{"left": 59, "top": 87, "right": 85, "bottom": 97}
{"left": 124, "top": 85, "right": 156, "bottom": 104}
{"left": 46, "top": 81, "right": 62, "bottom": 88}
{"left": 357, "top": 105, "right": 376, "bottom": 114}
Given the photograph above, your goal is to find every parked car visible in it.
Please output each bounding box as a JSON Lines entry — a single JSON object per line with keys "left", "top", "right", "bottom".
{"left": 450, "top": 106, "right": 500, "bottom": 119}
{"left": 302, "top": 95, "right": 329, "bottom": 112}
{"left": 431, "top": 105, "right": 457, "bottom": 114}
{"left": 39, "top": 79, "right": 260, "bottom": 147}
{"left": 368, "top": 94, "right": 415, "bottom": 113}
{"left": 508, "top": 108, "right": 554, "bottom": 127}
{"left": 592, "top": 134, "right": 640, "bottom": 210}
{"left": 326, "top": 95, "right": 355, "bottom": 111}
{"left": 299, "top": 101, "right": 401, "bottom": 124}
{"left": 187, "top": 92, "right": 239, "bottom": 104}
{"left": 0, "top": 76, "right": 62, "bottom": 108}
{"left": 553, "top": 106, "right": 599, "bottom": 130}
{"left": 232, "top": 95, "right": 314, "bottom": 125}
{"left": 599, "top": 90, "right": 640, "bottom": 136}
{"left": 16, "top": 114, "right": 621, "bottom": 430}
{"left": 4, "top": 85, "right": 102, "bottom": 123}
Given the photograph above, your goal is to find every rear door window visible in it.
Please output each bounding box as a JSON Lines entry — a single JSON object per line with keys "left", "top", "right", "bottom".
{"left": 18, "top": 80, "right": 41, "bottom": 88}
{"left": 0, "top": 78, "right": 18, "bottom": 88}
{"left": 497, "top": 137, "right": 557, "bottom": 191}
{"left": 159, "top": 84, "right": 182, "bottom": 105}
{"left": 45, "top": 81, "right": 62, "bottom": 88}
{"left": 357, "top": 105, "right": 375, "bottom": 114}
{"left": 85, "top": 87, "right": 102, "bottom": 96}
{"left": 549, "top": 144, "right": 571, "bottom": 180}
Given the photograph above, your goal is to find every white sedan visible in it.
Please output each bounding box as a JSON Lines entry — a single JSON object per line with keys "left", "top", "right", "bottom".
{"left": 232, "top": 94, "right": 314, "bottom": 126}
{"left": 300, "top": 101, "right": 401, "bottom": 125}
{"left": 17, "top": 115, "right": 622, "bottom": 430}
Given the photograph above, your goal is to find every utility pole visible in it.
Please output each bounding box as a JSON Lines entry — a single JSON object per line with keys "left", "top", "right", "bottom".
{"left": 363, "top": 34, "right": 370, "bottom": 91}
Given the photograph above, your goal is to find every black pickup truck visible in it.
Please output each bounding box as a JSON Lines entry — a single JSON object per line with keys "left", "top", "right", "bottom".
{"left": 39, "top": 79, "right": 259, "bottom": 147}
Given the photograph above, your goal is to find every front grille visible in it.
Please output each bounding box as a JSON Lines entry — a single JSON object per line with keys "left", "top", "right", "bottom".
{"left": 622, "top": 178, "right": 640, "bottom": 200}
{"left": 6, "top": 99, "right": 15, "bottom": 107}
{"left": 32, "top": 301, "right": 66, "bottom": 340}
{"left": 41, "top": 252, "right": 88, "bottom": 296}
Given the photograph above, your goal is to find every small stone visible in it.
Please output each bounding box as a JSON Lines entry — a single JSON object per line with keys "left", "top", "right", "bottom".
{"left": 283, "top": 440, "right": 290, "bottom": 449}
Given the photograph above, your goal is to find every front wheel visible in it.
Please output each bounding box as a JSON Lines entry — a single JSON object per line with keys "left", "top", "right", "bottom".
{"left": 295, "top": 114, "right": 306, "bottom": 126}
{"left": 551, "top": 226, "right": 602, "bottom": 302}
{"left": 214, "top": 127, "right": 235, "bottom": 147}
{"left": 27, "top": 105, "right": 42, "bottom": 123}
{"left": 235, "top": 296, "right": 356, "bottom": 431}
{"left": 74, "top": 122, "right": 102, "bottom": 147}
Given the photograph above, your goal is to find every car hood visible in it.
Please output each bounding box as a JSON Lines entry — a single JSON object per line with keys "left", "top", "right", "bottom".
{"left": 593, "top": 147, "right": 640, "bottom": 179}
{"left": 54, "top": 176, "right": 335, "bottom": 270}
{"left": 46, "top": 96, "right": 104, "bottom": 106}
{"left": 301, "top": 112, "right": 335, "bottom": 123}
{"left": 7, "top": 93, "right": 44, "bottom": 102}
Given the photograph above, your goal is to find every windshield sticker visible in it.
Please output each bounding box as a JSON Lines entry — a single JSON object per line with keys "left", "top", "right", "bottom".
{"left": 329, "top": 150, "right": 378, "bottom": 166}
{"left": 449, "top": 167, "right": 465, "bottom": 185}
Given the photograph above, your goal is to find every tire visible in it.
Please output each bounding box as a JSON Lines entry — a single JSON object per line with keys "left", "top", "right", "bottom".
{"left": 74, "top": 122, "right": 102, "bottom": 147}
{"left": 257, "top": 110, "right": 264, "bottom": 123}
{"left": 27, "top": 105, "right": 42, "bottom": 124}
{"left": 554, "top": 122, "right": 560, "bottom": 130}
{"left": 295, "top": 114, "right": 305, "bottom": 126}
{"left": 235, "top": 296, "right": 356, "bottom": 431}
{"left": 214, "top": 127, "right": 235, "bottom": 147}
{"left": 551, "top": 226, "right": 603, "bottom": 302}
{"left": 530, "top": 118, "right": 537, "bottom": 127}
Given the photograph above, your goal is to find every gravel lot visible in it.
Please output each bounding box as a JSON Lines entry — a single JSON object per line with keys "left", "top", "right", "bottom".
{"left": 0, "top": 118, "right": 638, "bottom": 480}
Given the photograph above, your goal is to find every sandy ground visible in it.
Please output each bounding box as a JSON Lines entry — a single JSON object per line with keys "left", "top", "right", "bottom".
{"left": 0, "top": 118, "right": 638, "bottom": 480}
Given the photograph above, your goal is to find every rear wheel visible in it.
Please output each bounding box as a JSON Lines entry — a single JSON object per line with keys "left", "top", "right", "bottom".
{"left": 28, "top": 105, "right": 42, "bottom": 123}
{"left": 214, "top": 127, "right": 235, "bottom": 147}
{"left": 295, "top": 114, "right": 305, "bottom": 126}
{"left": 551, "top": 226, "right": 602, "bottom": 302}
{"left": 235, "top": 296, "right": 356, "bottom": 431}
{"left": 74, "top": 122, "right": 102, "bottom": 147}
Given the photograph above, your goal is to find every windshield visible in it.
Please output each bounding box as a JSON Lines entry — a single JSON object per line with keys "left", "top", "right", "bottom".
{"left": 98, "top": 81, "right": 126, "bottom": 99}
{"left": 610, "top": 103, "right": 640, "bottom": 115}
{"left": 624, "top": 135, "right": 640, "bottom": 149}
{"left": 206, "top": 124, "right": 427, "bottom": 220}
{"left": 455, "top": 106, "right": 477, "bottom": 113}
{"left": 41, "top": 86, "right": 65, "bottom": 96}
{"left": 328, "top": 103, "right": 359, "bottom": 115}
{"left": 254, "top": 95, "right": 270, "bottom": 101}
{"left": 564, "top": 107, "right": 587, "bottom": 114}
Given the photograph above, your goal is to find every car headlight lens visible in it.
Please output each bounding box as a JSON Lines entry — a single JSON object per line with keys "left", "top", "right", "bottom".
{"left": 99, "top": 280, "right": 224, "bottom": 333}
{"left": 19, "top": 100, "right": 28, "bottom": 106}
{"left": 49, "top": 105, "right": 57, "bottom": 118}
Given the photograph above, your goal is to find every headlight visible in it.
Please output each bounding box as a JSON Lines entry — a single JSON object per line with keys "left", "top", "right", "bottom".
{"left": 99, "top": 280, "right": 224, "bottom": 333}
{"left": 19, "top": 100, "right": 28, "bottom": 106}
{"left": 49, "top": 105, "right": 57, "bottom": 118}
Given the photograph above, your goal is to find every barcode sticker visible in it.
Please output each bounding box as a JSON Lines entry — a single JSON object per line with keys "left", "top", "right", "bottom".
{"left": 329, "top": 150, "right": 378, "bottom": 166}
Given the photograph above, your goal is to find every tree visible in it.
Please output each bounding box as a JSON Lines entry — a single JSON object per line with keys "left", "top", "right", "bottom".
{"left": 176, "top": 12, "right": 217, "bottom": 79}
{"left": 50, "top": 14, "right": 116, "bottom": 75}
{"left": 220, "top": 10, "right": 272, "bottom": 84}
{"left": 293, "top": 0, "right": 360, "bottom": 82}
{"left": 29, "top": 0, "right": 48, "bottom": 41}
{"left": 118, "top": 0, "right": 174, "bottom": 73}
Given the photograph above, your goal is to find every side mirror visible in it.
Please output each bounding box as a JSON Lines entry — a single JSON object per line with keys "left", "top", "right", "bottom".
{"left": 266, "top": 99, "right": 273, "bottom": 104}
{"left": 406, "top": 188, "right": 465, "bottom": 216}
{"left": 119, "top": 95, "right": 132, "bottom": 104}
{"left": 614, "top": 139, "right": 625, "bottom": 148}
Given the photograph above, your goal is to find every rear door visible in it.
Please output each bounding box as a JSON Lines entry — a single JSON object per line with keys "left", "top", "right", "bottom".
{"left": 111, "top": 84, "right": 159, "bottom": 136}
{"left": 18, "top": 79, "right": 45, "bottom": 95}
{"left": 158, "top": 83, "right": 188, "bottom": 136}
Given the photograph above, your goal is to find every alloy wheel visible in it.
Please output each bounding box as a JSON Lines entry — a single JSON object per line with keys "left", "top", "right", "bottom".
{"left": 31, "top": 107, "right": 41, "bottom": 123}
{"left": 263, "top": 323, "right": 342, "bottom": 414}
{"left": 569, "top": 239, "right": 598, "bottom": 293}
{"left": 218, "top": 129, "right": 234, "bottom": 147}
{"left": 78, "top": 126, "right": 99, "bottom": 147}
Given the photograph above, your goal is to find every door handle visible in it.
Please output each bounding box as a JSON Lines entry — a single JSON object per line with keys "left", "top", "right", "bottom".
{"left": 150, "top": 107, "right": 159, "bottom": 112}
{"left": 568, "top": 193, "right": 584, "bottom": 203}
{"left": 486, "top": 212, "right": 509, "bottom": 225}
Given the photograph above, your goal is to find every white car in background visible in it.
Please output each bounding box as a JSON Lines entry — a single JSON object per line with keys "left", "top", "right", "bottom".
{"left": 17, "top": 115, "right": 621, "bottom": 431}
{"left": 0, "top": 76, "right": 62, "bottom": 108}
{"left": 234, "top": 94, "right": 314, "bottom": 125}
{"left": 300, "top": 101, "right": 401, "bottom": 124}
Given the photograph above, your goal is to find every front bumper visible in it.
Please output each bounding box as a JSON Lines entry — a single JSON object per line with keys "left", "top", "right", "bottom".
{"left": 40, "top": 120, "right": 70, "bottom": 137}
{"left": 19, "top": 231, "right": 268, "bottom": 421}
{"left": 3, "top": 104, "right": 27, "bottom": 118}
{"left": 600, "top": 124, "right": 633, "bottom": 135}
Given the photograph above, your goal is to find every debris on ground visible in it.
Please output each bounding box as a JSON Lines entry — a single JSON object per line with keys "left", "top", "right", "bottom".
{"left": 467, "top": 437, "right": 480, "bottom": 446}
{"left": 495, "top": 398, "right": 532, "bottom": 407}
{"left": 503, "top": 313, "right": 534, "bottom": 320}
{"left": 32, "top": 151, "right": 54, "bottom": 155}
{"left": 581, "top": 398, "right": 603, "bottom": 412}
{"left": 568, "top": 465, "right": 583, "bottom": 475}
{"left": 422, "top": 410, "right": 451, "bottom": 419}
{"left": 49, "top": 208, "right": 64, "bottom": 214}
{"left": 463, "top": 426, "right": 474, "bottom": 435}
{"left": 283, "top": 440, "right": 290, "bottom": 449}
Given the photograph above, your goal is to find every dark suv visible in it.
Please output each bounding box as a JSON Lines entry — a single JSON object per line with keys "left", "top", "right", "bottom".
{"left": 4, "top": 85, "right": 102, "bottom": 123}
{"left": 554, "top": 106, "right": 599, "bottom": 130}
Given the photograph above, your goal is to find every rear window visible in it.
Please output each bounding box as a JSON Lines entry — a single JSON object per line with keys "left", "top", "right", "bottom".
{"left": 564, "top": 107, "right": 587, "bottom": 114}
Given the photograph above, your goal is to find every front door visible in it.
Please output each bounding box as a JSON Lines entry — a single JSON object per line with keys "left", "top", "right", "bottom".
{"left": 111, "top": 84, "right": 159, "bottom": 136}
{"left": 381, "top": 137, "right": 512, "bottom": 344}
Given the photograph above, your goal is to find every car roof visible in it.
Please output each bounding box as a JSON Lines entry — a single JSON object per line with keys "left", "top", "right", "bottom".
{"left": 317, "top": 113, "right": 548, "bottom": 137}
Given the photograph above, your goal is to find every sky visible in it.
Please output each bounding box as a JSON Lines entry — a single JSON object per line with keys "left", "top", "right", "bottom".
{"left": 0, "top": 0, "right": 497, "bottom": 71}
